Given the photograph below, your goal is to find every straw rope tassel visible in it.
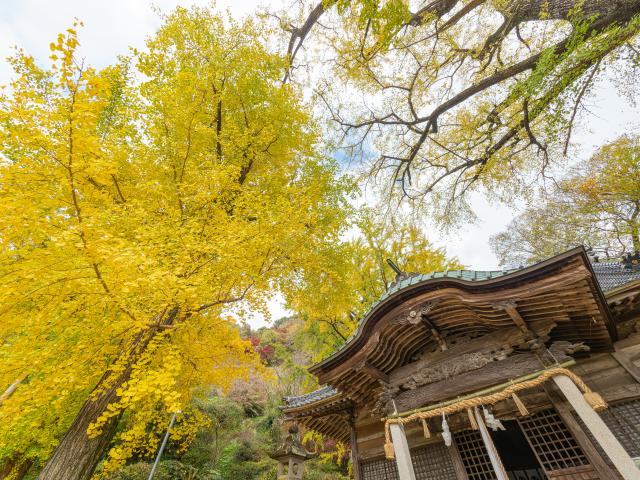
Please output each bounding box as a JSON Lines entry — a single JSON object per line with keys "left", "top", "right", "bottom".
{"left": 384, "top": 441, "right": 395, "bottom": 459}
{"left": 561, "top": 369, "right": 608, "bottom": 412}
{"left": 467, "top": 407, "right": 478, "bottom": 429}
{"left": 511, "top": 392, "right": 529, "bottom": 416}
{"left": 384, "top": 423, "right": 394, "bottom": 459}
{"left": 583, "top": 391, "right": 607, "bottom": 412}
{"left": 421, "top": 418, "right": 431, "bottom": 438}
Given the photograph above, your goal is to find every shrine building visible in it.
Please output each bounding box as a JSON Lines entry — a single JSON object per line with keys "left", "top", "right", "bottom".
{"left": 281, "top": 247, "right": 640, "bottom": 480}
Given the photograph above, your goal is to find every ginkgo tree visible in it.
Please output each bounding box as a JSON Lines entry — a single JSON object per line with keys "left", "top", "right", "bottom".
{"left": 0, "top": 7, "right": 350, "bottom": 480}
{"left": 285, "top": 208, "right": 461, "bottom": 358}
{"left": 278, "top": 0, "right": 640, "bottom": 222}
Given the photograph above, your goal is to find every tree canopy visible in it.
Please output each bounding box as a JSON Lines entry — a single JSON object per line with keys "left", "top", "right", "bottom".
{"left": 490, "top": 133, "right": 640, "bottom": 266}
{"left": 285, "top": 208, "right": 461, "bottom": 358}
{"left": 278, "top": 0, "right": 640, "bottom": 222}
{"left": 0, "top": 8, "right": 350, "bottom": 479}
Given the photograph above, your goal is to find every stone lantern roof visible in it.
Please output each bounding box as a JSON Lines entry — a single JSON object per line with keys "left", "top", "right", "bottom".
{"left": 270, "top": 425, "right": 314, "bottom": 480}
{"left": 270, "top": 425, "right": 314, "bottom": 461}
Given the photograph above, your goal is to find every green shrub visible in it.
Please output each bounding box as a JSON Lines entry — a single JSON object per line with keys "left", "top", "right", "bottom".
{"left": 108, "top": 460, "right": 221, "bottom": 480}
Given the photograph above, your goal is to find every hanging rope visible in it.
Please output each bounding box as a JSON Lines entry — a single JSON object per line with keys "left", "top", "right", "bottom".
{"left": 421, "top": 418, "right": 431, "bottom": 438}
{"left": 511, "top": 392, "right": 530, "bottom": 416}
{"left": 383, "top": 366, "right": 606, "bottom": 459}
{"left": 467, "top": 407, "right": 478, "bottom": 430}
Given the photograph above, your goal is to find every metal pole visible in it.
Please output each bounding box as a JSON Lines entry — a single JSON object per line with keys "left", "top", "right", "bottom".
{"left": 147, "top": 411, "right": 178, "bottom": 480}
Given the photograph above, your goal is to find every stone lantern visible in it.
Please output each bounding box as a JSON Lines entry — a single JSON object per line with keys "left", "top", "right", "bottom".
{"left": 270, "top": 425, "right": 313, "bottom": 479}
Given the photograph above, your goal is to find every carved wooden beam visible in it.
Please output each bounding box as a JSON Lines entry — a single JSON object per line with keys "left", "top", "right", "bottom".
{"left": 390, "top": 300, "right": 441, "bottom": 325}
{"left": 389, "top": 326, "right": 530, "bottom": 385}
{"left": 392, "top": 353, "right": 550, "bottom": 412}
{"left": 491, "top": 299, "right": 535, "bottom": 340}
{"left": 356, "top": 360, "right": 389, "bottom": 385}
{"left": 422, "top": 316, "right": 448, "bottom": 351}
{"left": 391, "top": 341, "right": 580, "bottom": 412}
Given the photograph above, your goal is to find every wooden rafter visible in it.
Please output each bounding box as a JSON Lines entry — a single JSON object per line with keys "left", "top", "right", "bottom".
{"left": 491, "top": 299, "right": 535, "bottom": 340}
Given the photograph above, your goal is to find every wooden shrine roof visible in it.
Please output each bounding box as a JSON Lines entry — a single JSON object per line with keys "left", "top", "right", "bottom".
{"left": 284, "top": 386, "right": 338, "bottom": 408}
{"left": 282, "top": 247, "right": 640, "bottom": 442}
{"left": 282, "top": 388, "right": 352, "bottom": 443}
{"left": 309, "top": 247, "right": 613, "bottom": 379}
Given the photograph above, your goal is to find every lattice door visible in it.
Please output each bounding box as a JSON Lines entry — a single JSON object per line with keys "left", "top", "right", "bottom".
{"left": 454, "top": 429, "right": 497, "bottom": 480}
{"left": 360, "top": 456, "right": 399, "bottom": 480}
{"left": 596, "top": 398, "right": 640, "bottom": 458}
{"left": 360, "top": 443, "right": 458, "bottom": 480}
{"left": 573, "top": 397, "right": 640, "bottom": 477}
{"left": 518, "top": 409, "right": 599, "bottom": 480}
{"left": 411, "top": 443, "right": 458, "bottom": 480}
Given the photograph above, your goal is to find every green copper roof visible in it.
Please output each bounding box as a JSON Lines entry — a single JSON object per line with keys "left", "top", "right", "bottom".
{"left": 368, "top": 268, "right": 520, "bottom": 317}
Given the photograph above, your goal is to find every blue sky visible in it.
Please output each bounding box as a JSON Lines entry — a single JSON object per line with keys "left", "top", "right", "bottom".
{"left": 2, "top": 0, "right": 639, "bottom": 324}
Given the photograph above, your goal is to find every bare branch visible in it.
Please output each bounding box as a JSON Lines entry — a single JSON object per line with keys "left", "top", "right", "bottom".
{"left": 196, "top": 281, "right": 256, "bottom": 313}
{"left": 563, "top": 59, "right": 602, "bottom": 156}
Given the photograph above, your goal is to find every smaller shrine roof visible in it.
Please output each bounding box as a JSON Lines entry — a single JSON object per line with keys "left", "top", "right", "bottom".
{"left": 591, "top": 262, "right": 640, "bottom": 292}
{"left": 284, "top": 385, "right": 338, "bottom": 408}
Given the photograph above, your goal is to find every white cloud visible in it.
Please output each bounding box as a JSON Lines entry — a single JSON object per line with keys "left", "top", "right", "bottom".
{"left": 0, "top": 0, "right": 262, "bottom": 85}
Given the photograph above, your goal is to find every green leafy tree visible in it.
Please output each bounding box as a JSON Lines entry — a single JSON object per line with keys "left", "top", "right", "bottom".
{"left": 278, "top": 0, "right": 640, "bottom": 221}
{"left": 491, "top": 134, "right": 640, "bottom": 266}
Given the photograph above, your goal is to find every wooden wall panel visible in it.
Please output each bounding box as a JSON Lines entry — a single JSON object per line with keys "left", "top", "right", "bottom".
{"left": 546, "top": 465, "right": 599, "bottom": 480}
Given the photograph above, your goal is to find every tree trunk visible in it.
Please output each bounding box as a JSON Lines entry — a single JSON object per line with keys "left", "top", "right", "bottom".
{"left": 0, "top": 457, "right": 33, "bottom": 480}
{"left": 507, "top": 0, "right": 640, "bottom": 22}
{"left": 37, "top": 307, "right": 179, "bottom": 480}
{"left": 631, "top": 224, "right": 640, "bottom": 252}
{"left": 36, "top": 370, "right": 127, "bottom": 480}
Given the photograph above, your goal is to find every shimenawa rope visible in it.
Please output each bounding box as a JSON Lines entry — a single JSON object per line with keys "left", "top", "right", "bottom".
{"left": 383, "top": 367, "right": 606, "bottom": 459}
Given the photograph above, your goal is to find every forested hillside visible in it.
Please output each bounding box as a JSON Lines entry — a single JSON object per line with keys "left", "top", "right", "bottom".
{"left": 105, "top": 317, "right": 350, "bottom": 480}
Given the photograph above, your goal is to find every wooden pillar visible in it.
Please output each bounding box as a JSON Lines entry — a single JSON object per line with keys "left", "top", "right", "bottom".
{"left": 349, "top": 416, "right": 362, "bottom": 480}
{"left": 552, "top": 374, "right": 640, "bottom": 480}
{"left": 389, "top": 423, "right": 417, "bottom": 480}
{"left": 473, "top": 407, "right": 508, "bottom": 480}
{"left": 448, "top": 438, "right": 469, "bottom": 480}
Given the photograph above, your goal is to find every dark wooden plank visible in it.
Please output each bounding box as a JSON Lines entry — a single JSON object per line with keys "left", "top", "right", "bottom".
{"left": 358, "top": 361, "right": 390, "bottom": 385}
{"left": 350, "top": 416, "right": 363, "bottom": 480}
{"left": 393, "top": 353, "right": 555, "bottom": 412}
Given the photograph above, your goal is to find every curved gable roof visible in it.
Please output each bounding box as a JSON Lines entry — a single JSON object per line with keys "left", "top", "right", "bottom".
{"left": 309, "top": 246, "right": 614, "bottom": 377}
